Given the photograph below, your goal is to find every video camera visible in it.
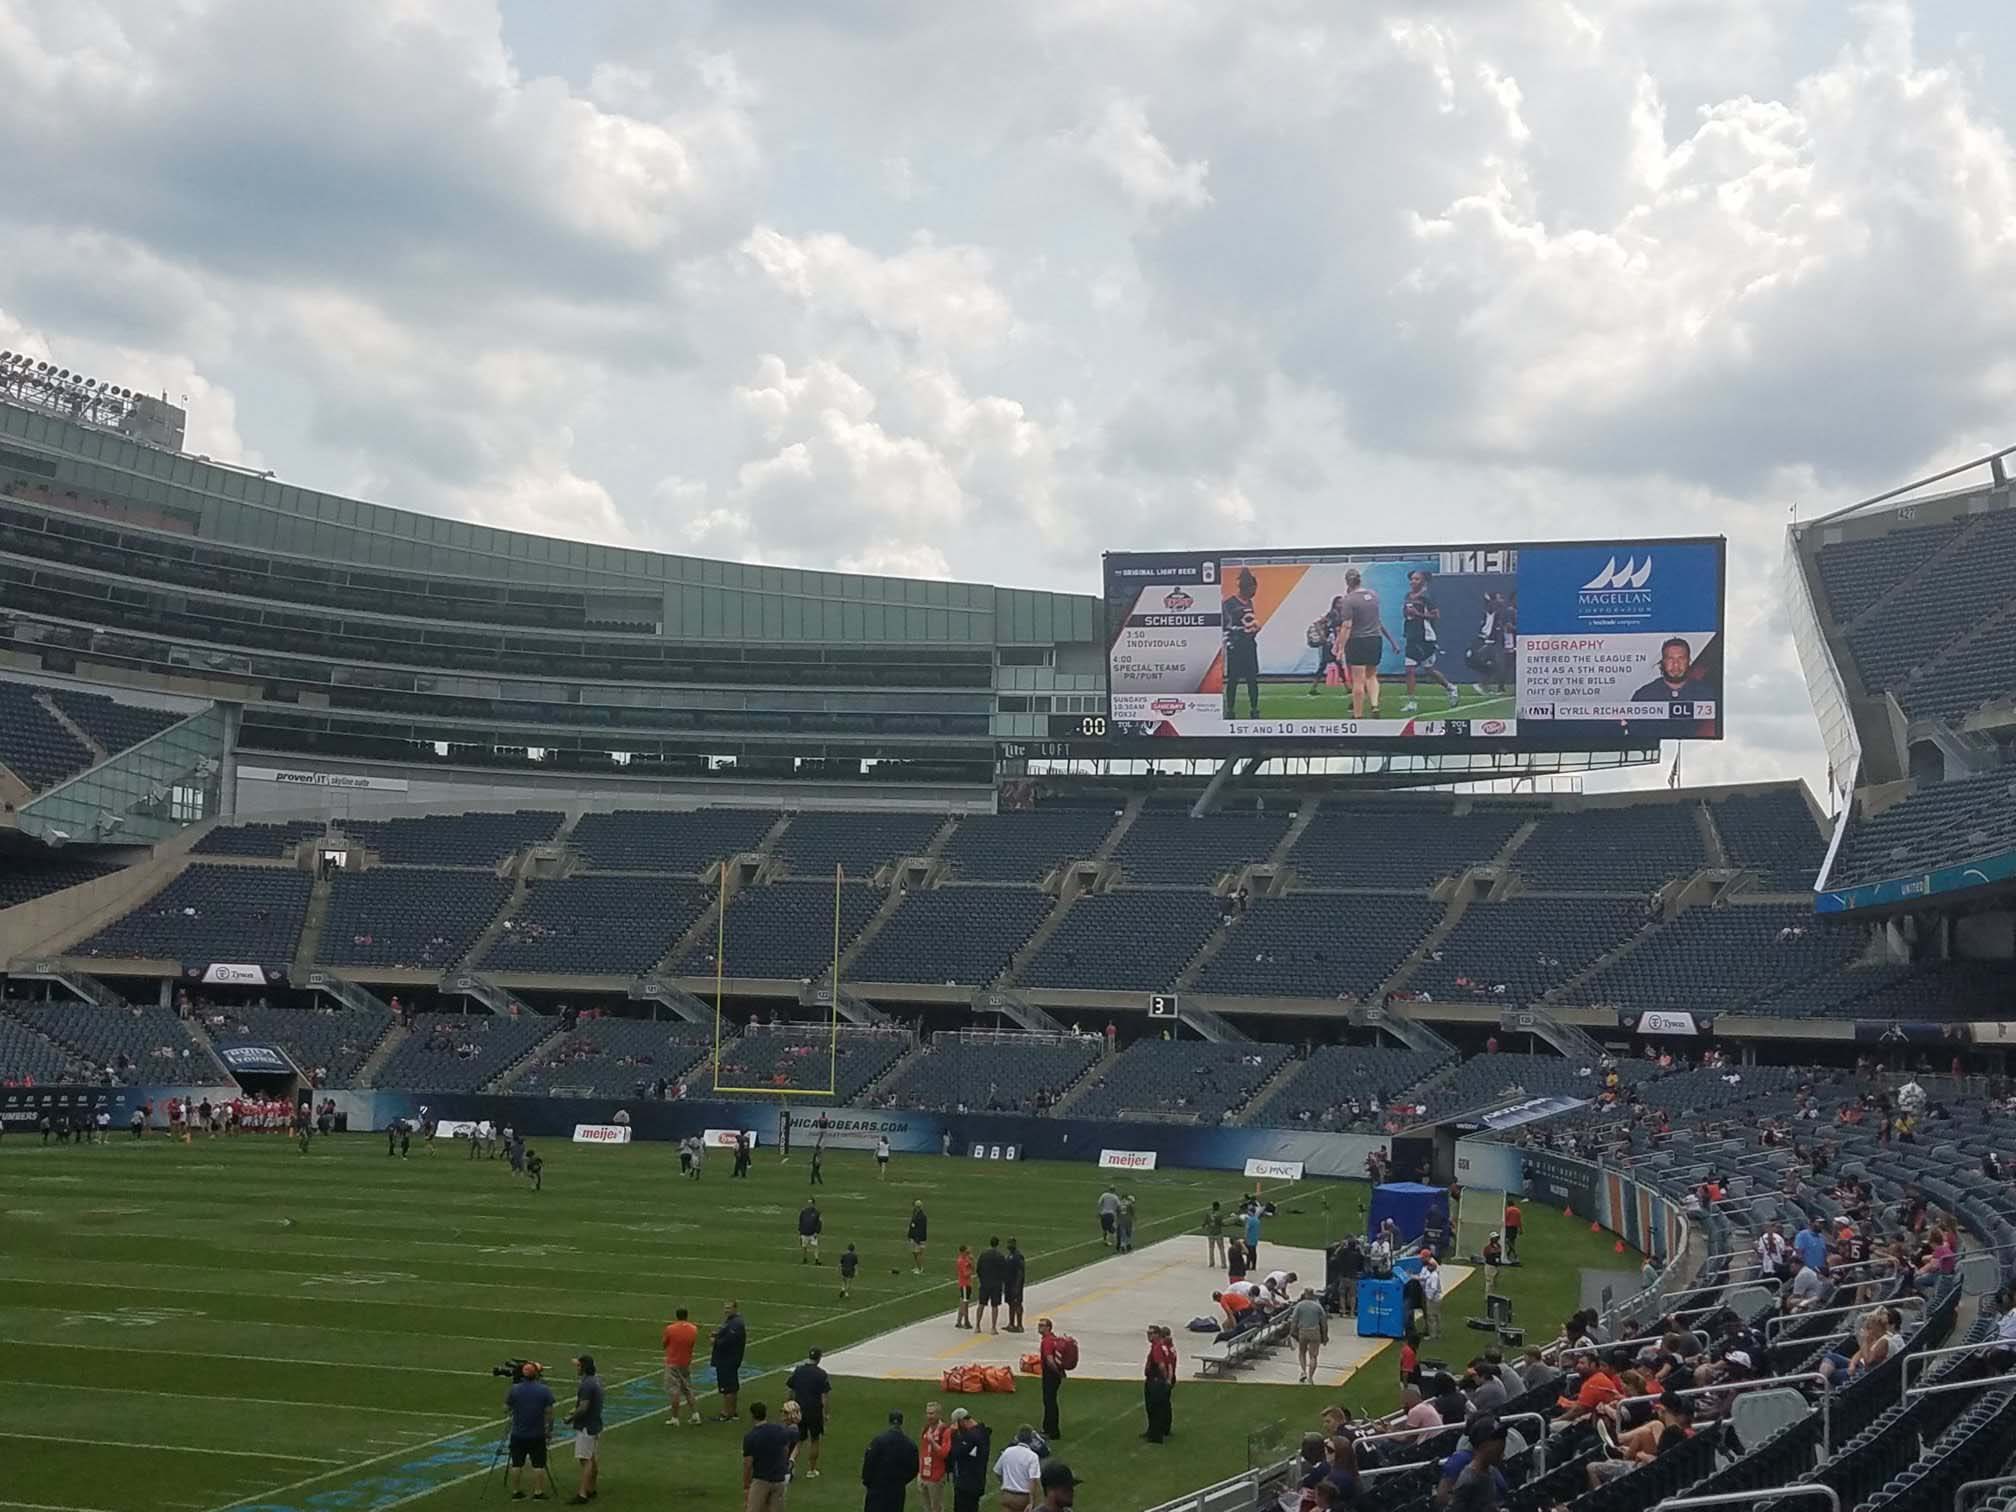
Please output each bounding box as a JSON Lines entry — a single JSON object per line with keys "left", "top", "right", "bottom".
{"left": 491, "top": 1358, "right": 541, "bottom": 1379}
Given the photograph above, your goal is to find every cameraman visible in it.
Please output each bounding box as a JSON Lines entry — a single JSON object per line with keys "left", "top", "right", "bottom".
{"left": 503, "top": 1362, "right": 555, "bottom": 1501}
{"left": 570, "top": 1354, "right": 604, "bottom": 1505}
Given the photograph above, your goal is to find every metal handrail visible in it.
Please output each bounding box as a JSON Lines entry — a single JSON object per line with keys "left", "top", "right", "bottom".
{"left": 1655, "top": 1484, "right": 1839, "bottom": 1512}
{"left": 1765, "top": 1296, "right": 1925, "bottom": 1343}
{"left": 1902, "top": 1374, "right": 2016, "bottom": 1402}
{"left": 1900, "top": 1340, "right": 2009, "bottom": 1407}
{"left": 1955, "top": 1474, "right": 2016, "bottom": 1512}
{"left": 1612, "top": 1372, "right": 1831, "bottom": 1456}
{"left": 1349, "top": 1411, "right": 1546, "bottom": 1451}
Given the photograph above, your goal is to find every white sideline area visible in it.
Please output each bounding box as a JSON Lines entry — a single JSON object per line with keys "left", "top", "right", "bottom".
{"left": 821, "top": 1235, "right": 1473, "bottom": 1389}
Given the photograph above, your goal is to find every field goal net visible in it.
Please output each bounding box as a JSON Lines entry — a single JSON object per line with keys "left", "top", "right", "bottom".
{"left": 1455, "top": 1187, "right": 1507, "bottom": 1264}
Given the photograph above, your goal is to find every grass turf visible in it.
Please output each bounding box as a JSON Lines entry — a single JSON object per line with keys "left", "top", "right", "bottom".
{"left": 0, "top": 1133, "right": 1633, "bottom": 1511}
{"left": 1235, "top": 684, "right": 1518, "bottom": 723}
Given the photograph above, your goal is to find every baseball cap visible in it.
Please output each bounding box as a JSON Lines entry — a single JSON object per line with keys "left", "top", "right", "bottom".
{"left": 1725, "top": 1349, "right": 1753, "bottom": 1370}
{"left": 1041, "top": 1462, "right": 1086, "bottom": 1490}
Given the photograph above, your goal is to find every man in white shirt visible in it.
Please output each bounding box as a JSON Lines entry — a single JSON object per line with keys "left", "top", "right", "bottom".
{"left": 1420, "top": 1257, "right": 1445, "bottom": 1339}
{"left": 1755, "top": 1223, "right": 1788, "bottom": 1276}
{"left": 994, "top": 1427, "right": 1042, "bottom": 1510}
{"left": 1261, "top": 1269, "right": 1299, "bottom": 1304}
{"left": 1369, "top": 1236, "right": 1394, "bottom": 1277}
{"left": 1789, "top": 1263, "right": 1828, "bottom": 1309}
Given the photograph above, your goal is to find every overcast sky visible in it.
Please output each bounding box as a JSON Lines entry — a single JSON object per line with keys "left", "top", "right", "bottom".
{"left": 6, "top": 0, "right": 2015, "bottom": 797}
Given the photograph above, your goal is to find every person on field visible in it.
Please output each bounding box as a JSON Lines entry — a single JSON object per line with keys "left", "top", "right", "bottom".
{"left": 799, "top": 1199, "right": 824, "bottom": 1264}
{"left": 908, "top": 1201, "right": 929, "bottom": 1275}
{"left": 713, "top": 1300, "right": 748, "bottom": 1421}
{"left": 504, "top": 1361, "right": 556, "bottom": 1501}
{"left": 662, "top": 1307, "right": 701, "bottom": 1426}
{"left": 785, "top": 1346, "right": 832, "bottom": 1481}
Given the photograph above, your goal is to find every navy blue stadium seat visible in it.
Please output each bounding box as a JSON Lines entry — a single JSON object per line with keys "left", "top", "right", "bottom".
{"left": 74, "top": 864, "right": 311, "bottom": 966}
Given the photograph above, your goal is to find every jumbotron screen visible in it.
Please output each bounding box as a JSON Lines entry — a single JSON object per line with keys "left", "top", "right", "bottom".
{"left": 1103, "top": 536, "right": 1725, "bottom": 746}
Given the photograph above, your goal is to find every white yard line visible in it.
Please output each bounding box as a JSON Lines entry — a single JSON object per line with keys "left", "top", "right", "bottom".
{"left": 0, "top": 1429, "right": 348, "bottom": 1464}
{"left": 0, "top": 1378, "right": 470, "bottom": 1419}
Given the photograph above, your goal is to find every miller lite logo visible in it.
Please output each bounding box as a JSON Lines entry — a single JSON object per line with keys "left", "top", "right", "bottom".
{"left": 1163, "top": 588, "right": 1194, "bottom": 610}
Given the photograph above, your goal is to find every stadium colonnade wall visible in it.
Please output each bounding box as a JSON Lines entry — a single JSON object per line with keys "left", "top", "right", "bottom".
{"left": 2, "top": 1083, "right": 1684, "bottom": 1262}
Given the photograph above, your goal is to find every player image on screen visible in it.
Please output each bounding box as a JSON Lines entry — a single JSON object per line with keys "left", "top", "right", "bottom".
{"left": 1468, "top": 591, "right": 1517, "bottom": 697}
{"left": 1305, "top": 596, "right": 1348, "bottom": 696}
{"left": 1340, "top": 567, "right": 1402, "bottom": 719}
{"left": 1632, "top": 638, "right": 1697, "bottom": 705}
{"left": 1222, "top": 568, "right": 1262, "bottom": 720}
{"left": 1401, "top": 569, "right": 1459, "bottom": 713}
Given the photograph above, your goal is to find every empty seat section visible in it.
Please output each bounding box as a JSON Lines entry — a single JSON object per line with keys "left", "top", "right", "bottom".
{"left": 876, "top": 1033, "right": 1101, "bottom": 1114}
{"left": 1566, "top": 905, "right": 1861, "bottom": 1014}
{"left": 44, "top": 687, "right": 181, "bottom": 754}
{"left": 74, "top": 864, "right": 311, "bottom": 965}
{"left": 3, "top": 1000, "right": 203, "bottom": 1082}
{"left": 516, "top": 1018, "right": 714, "bottom": 1096}
{"left": 716, "top": 1027, "right": 909, "bottom": 1101}
{"left": 1513, "top": 805, "right": 1705, "bottom": 890}
{"left": 320, "top": 870, "right": 511, "bottom": 970}
{"left": 1070, "top": 1040, "right": 1292, "bottom": 1123}
{"left": 374, "top": 1013, "right": 557, "bottom": 1091}
{"left": 0, "top": 1005, "right": 90, "bottom": 1083}
{"left": 1110, "top": 810, "right": 1290, "bottom": 886}
{"left": 938, "top": 810, "right": 1119, "bottom": 882}
{"left": 1712, "top": 789, "right": 1826, "bottom": 891}
{"left": 1815, "top": 520, "right": 1963, "bottom": 623}
{"left": 678, "top": 881, "right": 881, "bottom": 980}
{"left": 1265, "top": 1046, "right": 1456, "bottom": 1128}
{"left": 571, "top": 809, "right": 775, "bottom": 872}
{"left": 849, "top": 889, "right": 1053, "bottom": 985}
{"left": 336, "top": 811, "right": 562, "bottom": 866}
{"left": 1194, "top": 894, "right": 1443, "bottom": 998}
{"left": 1288, "top": 804, "right": 1525, "bottom": 888}
{"left": 773, "top": 811, "right": 943, "bottom": 877}
{"left": 1418, "top": 1050, "right": 1655, "bottom": 1115}
{"left": 1018, "top": 891, "right": 1223, "bottom": 992}
{"left": 208, "top": 1004, "right": 392, "bottom": 1086}
{"left": 1831, "top": 770, "right": 2016, "bottom": 887}
{"left": 480, "top": 877, "right": 714, "bottom": 977}
{"left": 1409, "top": 896, "right": 1646, "bottom": 1002}
{"left": 194, "top": 820, "right": 326, "bottom": 858}
{"left": 0, "top": 680, "right": 93, "bottom": 791}
{"left": 0, "top": 855, "right": 116, "bottom": 909}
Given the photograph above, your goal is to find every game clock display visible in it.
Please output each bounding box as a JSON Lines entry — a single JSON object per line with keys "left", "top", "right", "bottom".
{"left": 1101, "top": 536, "right": 1725, "bottom": 747}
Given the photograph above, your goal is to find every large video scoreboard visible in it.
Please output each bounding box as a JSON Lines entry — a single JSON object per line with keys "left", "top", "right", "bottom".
{"left": 1101, "top": 536, "right": 1725, "bottom": 751}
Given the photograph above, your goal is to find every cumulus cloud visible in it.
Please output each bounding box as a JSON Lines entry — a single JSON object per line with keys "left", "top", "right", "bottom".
{"left": 9, "top": 0, "right": 2016, "bottom": 798}
{"left": 1070, "top": 99, "right": 1212, "bottom": 212}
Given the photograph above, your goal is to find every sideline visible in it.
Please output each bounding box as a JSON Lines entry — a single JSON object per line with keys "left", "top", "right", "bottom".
{"left": 207, "top": 1179, "right": 1318, "bottom": 1512}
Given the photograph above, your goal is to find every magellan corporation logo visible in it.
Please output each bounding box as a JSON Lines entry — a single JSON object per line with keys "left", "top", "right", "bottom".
{"left": 1576, "top": 553, "right": 1654, "bottom": 624}
{"left": 1162, "top": 588, "right": 1194, "bottom": 611}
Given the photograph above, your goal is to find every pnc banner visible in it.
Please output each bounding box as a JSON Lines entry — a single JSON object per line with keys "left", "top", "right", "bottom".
{"left": 571, "top": 1124, "right": 632, "bottom": 1145}
{"left": 1099, "top": 1148, "right": 1159, "bottom": 1171}
{"left": 1243, "top": 1157, "right": 1305, "bottom": 1181}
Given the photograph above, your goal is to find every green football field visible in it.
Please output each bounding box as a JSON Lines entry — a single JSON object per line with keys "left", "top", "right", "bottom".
{"left": 1237, "top": 682, "right": 1518, "bottom": 724}
{"left": 0, "top": 1134, "right": 1632, "bottom": 1512}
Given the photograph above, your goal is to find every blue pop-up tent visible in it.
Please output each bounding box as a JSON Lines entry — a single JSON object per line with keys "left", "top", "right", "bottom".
{"left": 1368, "top": 1181, "right": 1449, "bottom": 1245}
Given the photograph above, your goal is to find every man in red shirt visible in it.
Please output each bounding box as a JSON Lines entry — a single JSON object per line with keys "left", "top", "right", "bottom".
{"left": 917, "top": 1401, "right": 953, "bottom": 1512}
{"left": 954, "top": 1245, "right": 974, "bottom": 1330}
{"left": 1143, "top": 1326, "right": 1177, "bottom": 1443}
{"left": 1038, "top": 1318, "right": 1069, "bottom": 1441}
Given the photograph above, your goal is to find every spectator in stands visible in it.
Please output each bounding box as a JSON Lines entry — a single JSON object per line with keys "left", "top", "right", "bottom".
{"left": 1401, "top": 1384, "right": 1441, "bottom": 1434}
{"left": 1788, "top": 1258, "right": 1829, "bottom": 1310}
{"left": 1792, "top": 1215, "right": 1829, "bottom": 1273}
{"left": 1554, "top": 1349, "right": 1623, "bottom": 1426}
{"left": 1585, "top": 1390, "right": 1694, "bottom": 1490}
{"left": 1465, "top": 1359, "right": 1507, "bottom": 1415}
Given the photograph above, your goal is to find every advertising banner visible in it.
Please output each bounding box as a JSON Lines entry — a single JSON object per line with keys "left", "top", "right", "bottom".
{"left": 1099, "top": 1148, "right": 1159, "bottom": 1171}
{"left": 702, "top": 1127, "right": 755, "bottom": 1148}
{"left": 239, "top": 765, "right": 410, "bottom": 792}
{"left": 1103, "top": 536, "right": 1722, "bottom": 748}
{"left": 217, "top": 1043, "right": 293, "bottom": 1075}
{"left": 572, "top": 1124, "right": 632, "bottom": 1145}
{"left": 1627, "top": 1009, "right": 1700, "bottom": 1037}
{"left": 202, "top": 963, "right": 270, "bottom": 986}
{"left": 437, "top": 1119, "right": 482, "bottom": 1138}
{"left": 788, "top": 1109, "right": 919, "bottom": 1151}
{"left": 1243, "top": 1157, "right": 1305, "bottom": 1180}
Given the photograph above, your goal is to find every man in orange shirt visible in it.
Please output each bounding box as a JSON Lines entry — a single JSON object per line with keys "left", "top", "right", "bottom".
{"left": 1503, "top": 1200, "right": 1522, "bottom": 1262}
{"left": 1556, "top": 1349, "right": 1623, "bottom": 1424}
{"left": 662, "top": 1307, "right": 700, "bottom": 1426}
{"left": 954, "top": 1245, "right": 975, "bottom": 1330}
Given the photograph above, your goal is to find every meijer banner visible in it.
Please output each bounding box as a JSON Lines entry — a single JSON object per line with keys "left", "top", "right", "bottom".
{"left": 1099, "top": 1149, "right": 1158, "bottom": 1171}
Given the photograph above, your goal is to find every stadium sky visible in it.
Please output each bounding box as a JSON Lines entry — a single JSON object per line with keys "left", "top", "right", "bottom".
{"left": 3, "top": 0, "right": 2014, "bottom": 797}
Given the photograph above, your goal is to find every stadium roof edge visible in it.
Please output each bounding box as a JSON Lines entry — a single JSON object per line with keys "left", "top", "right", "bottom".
{"left": 1806, "top": 441, "right": 2014, "bottom": 529}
